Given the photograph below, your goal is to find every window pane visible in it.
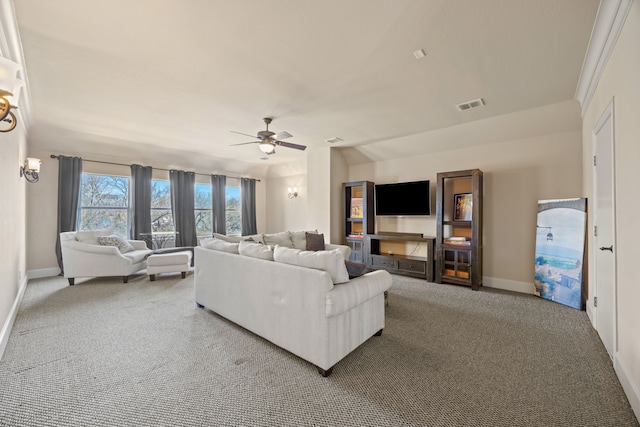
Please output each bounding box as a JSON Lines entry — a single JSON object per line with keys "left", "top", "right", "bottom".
{"left": 78, "top": 173, "right": 129, "bottom": 236}
{"left": 152, "top": 180, "right": 174, "bottom": 231}
{"left": 195, "top": 184, "right": 212, "bottom": 209}
{"left": 194, "top": 183, "right": 213, "bottom": 236}
{"left": 226, "top": 211, "right": 241, "bottom": 235}
{"left": 79, "top": 209, "right": 128, "bottom": 236}
{"left": 195, "top": 210, "right": 212, "bottom": 236}
{"left": 226, "top": 185, "right": 241, "bottom": 235}
{"left": 226, "top": 186, "right": 240, "bottom": 210}
{"left": 151, "top": 209, "right": 174, "bottom": 232}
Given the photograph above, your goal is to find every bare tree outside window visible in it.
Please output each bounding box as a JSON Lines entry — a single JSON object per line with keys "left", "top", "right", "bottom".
{"left": 151, "top": 180, "right": 174, "bottom": 232}
{"left": 226, "top": 185, "right": 241, "bottom": 235}
{"left": 195, "top": 183, "right": 212, "bottom": 237}
{"left": 78, "top": 174, "right": 130, "bottom": 237}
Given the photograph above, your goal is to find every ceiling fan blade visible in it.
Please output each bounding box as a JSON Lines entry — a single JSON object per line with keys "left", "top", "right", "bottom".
{"left": 230, "top": 130, "right": 261, "bottom": 139}
{"left": 276, "top": 131, "right": 293, "bottom": 140}
{"left": 275, "top": 140, "right": 307, "bottom": 151}
{"left": 230, "top": 141, "right": 260, "bottom": 146}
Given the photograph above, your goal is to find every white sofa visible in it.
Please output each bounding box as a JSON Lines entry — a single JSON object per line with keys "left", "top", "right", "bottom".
{"left": 194, "top": 234, "right": 392, "bottom": 376}
{"left": 60, "top": 230, "right": 153, "bottom": 285}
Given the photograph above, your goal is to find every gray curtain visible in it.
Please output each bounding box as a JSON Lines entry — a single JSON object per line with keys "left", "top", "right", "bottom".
{"left": 170, "top": 170, "right": 197, "bottom": 247}
{"left": 241, "top": 177, "right": 257, "bottom": 235}
{"left": 130, "top": 164, "right": 152, "bottom": 246}
{"left": 55, "top": 155, "right": 83, "bottom": 272}
{"left": 211, "top": 174, "right": 226, "bottom": 234}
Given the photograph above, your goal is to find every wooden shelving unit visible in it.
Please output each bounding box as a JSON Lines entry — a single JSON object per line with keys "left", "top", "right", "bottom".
{"left": 343, "top": 181, "right": 374, "bottom": 263}
{"left": 435, "top": 169, "right": 483, "bottom": 290}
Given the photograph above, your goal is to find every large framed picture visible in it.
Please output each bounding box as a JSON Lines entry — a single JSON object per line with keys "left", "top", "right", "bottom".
{"left": 454, "top": 193, "right": 472, "bottom": 221}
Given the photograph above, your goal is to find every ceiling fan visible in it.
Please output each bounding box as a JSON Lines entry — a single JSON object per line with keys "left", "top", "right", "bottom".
{"left": 230, "top": 117, "right": 306, "bottom": 155}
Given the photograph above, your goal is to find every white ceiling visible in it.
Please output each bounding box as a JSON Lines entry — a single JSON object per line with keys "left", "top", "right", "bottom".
{"left": 13, "top": 0, "right": 599, "bottom": 172}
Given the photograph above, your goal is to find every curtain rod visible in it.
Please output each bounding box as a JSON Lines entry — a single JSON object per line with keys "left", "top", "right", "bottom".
{"left": 49, "top": 155, "right": 260, "bottom": 182}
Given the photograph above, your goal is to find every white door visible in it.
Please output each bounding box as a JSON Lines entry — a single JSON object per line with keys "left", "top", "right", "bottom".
{"left": 593, "top": 99, "right": 617, "bottom": 359}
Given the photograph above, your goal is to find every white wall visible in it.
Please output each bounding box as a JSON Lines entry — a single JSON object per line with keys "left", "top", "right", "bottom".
{"left": 581, "top": 0, "right": 640, "bottom": 417}
{"left": 0, "top": 122, "right": 28, "bottom": 356}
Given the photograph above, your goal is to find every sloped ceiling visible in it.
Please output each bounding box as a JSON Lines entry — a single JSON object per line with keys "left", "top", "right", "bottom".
{"left": 13, "top": 0, "right": 599, "bottom": 172}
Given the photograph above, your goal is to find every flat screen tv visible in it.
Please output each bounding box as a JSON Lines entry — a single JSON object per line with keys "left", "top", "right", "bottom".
{"left": 375, "top": 180, "right": 431, "bottom": 216}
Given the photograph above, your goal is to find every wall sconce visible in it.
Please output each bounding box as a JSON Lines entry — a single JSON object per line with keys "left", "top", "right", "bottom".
{"left": 0, "top": 57, "right": 23, "bottom": 133}
{"left": 20, "top": 157, "right": 41, "bottom": 183}
{"left": 288, "top": 187, "right": 298, "bottom": 199}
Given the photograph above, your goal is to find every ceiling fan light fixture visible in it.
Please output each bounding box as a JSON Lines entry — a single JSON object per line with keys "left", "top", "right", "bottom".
{"left": 259, "top": 141, "right": 275, "bottom": 154}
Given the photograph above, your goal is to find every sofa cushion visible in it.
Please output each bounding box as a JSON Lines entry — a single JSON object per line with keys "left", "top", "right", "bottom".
{"left": 263, "top": 231, "right": 293, "bottom": 248}
{"left": 305, "top": 232, "right": 325, "bottom": 251}
{"left": 97, "top": 235, "right": 135, "bottom": 253}
{"left": 202, "top": 239, "right": 240, "bottom": 254}
{"left": 76, "top": 230, "right": 111, "bottom": 245}
{"left": 239, "top": 240, "right": 274, "bottom": 261}
{"left": 345, "top": 260, "right": 367, "bottom": 279}
{"left": 273, "top": 245, "right": 349, "bottom": 284}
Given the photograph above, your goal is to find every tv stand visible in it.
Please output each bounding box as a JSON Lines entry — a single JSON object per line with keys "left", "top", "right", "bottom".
{"left": 366, "top": 234, "right": 435, "bottom": 281}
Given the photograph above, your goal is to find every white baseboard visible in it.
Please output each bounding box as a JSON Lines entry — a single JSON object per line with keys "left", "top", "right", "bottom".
{"left": 27, "top": 267, "right": 61, "bottom": 279}
{"left": 615, "top": 354, "right": 640, "bottom": 422}
{"left": 482, "top": 276, "right": 534, "bottom": 294}
{"left": 0, "top": 276, "right": 28, "bottom": 361}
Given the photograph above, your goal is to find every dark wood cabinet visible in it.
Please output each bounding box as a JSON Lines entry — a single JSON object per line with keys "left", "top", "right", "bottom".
{"left": 343, "top": 181, "right": 374, "bottom": 263}
{"left": 435, "top": 169, "right": 483, "bottom": 290}
{"left": 366, "top": 233, "right": 435, "bottom": 281}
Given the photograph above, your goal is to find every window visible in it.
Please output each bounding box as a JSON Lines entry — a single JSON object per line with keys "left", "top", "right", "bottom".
{"left": 78, "top": 173, "right": 130, "bottom": 236}
{"left": 226, "top": 184, "right": 241, "bottom": 235}
{"left": 195, "top": 183, "right": 212, "bottom": 236}
{"left": 151, "top": 180, "right": 173, "bottom": 232}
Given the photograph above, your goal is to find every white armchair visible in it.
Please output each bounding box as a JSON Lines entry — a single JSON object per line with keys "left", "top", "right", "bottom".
{"left": 60, "top": 230, "right": 153, "bottom": 285}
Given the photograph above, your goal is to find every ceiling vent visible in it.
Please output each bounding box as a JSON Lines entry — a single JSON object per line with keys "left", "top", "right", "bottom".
{"left": 456, "top": 98, "right": 485, "bottom": 111}
{"left": 325, "top": 137, "right": 343, "bottom": 144}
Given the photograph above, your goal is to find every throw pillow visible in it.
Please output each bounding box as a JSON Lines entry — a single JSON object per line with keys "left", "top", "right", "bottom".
{"left": 97, "top": 235, "right": 135, "bottom": 253}
{"left": 244, "top": 234, "right": 265, "bottom": 244}
{"left": 273, "top": 245, "right": 349, "bottom": 284}
{"left": 238, "top": 240, "right": 274, "bottom": 261}
{"left": 291, "top": 230, "right": 318, "bottom": 250}
{"left": 345, "top": 260, "right": 367, "bottom": 279}
{"left": 305, "top": 232, "right": 325, "bottom": 251}
{"left": 263, "top": 231, "right": 293, "bottom": 248}
{"left": 202, "top": 239, "right": 239, "bottom": 254}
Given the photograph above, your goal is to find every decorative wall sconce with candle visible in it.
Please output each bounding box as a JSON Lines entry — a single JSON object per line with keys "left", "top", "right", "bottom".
{"left": 0, "top": 57, "right": 23, "bottom": 133}
{"left": 20, "top": 157, "right": 41, "bottom": 183}
{"left": 288, "top": 187, "right": 298, "bottom": 199}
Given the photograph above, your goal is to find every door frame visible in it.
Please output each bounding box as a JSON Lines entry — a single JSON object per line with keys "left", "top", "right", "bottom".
{"left": 591, "top": 97, "right": 618, "bottom": 356}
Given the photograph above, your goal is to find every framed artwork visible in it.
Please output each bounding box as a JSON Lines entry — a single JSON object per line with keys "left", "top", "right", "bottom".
{"left": 533, "top": 198, "right": 587, "bottom": 310}
{"left": 454, "top": 193, "right": 472, "bottom": 221}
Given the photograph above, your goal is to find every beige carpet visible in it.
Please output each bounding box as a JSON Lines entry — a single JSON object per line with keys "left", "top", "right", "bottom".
{"left": 0, "top": 273, "right": 637, "bottom": 426}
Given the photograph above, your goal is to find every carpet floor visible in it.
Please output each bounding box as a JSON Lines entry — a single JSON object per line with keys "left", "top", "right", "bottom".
{"left": 0, "top": 273, "right": 637, "bottom": 426}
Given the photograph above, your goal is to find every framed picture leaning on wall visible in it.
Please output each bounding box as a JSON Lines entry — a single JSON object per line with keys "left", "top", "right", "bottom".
{"left": 454, "top": 193, "right": 472, "bottom": 221}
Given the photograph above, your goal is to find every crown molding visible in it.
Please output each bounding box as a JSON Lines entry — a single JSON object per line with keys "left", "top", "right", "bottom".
{"left": 0, "top": 0, "right": 31, "bottom": 130}
{"left": 575, "top": 0, "right": 634, "bottom": 116}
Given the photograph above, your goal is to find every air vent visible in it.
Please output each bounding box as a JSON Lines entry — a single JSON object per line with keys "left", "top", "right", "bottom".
{"left": 325, "top": 137, "right": 343, "bottom": 144}
{"left": 456, "top": 98, "right": 486, "bottom": 111}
